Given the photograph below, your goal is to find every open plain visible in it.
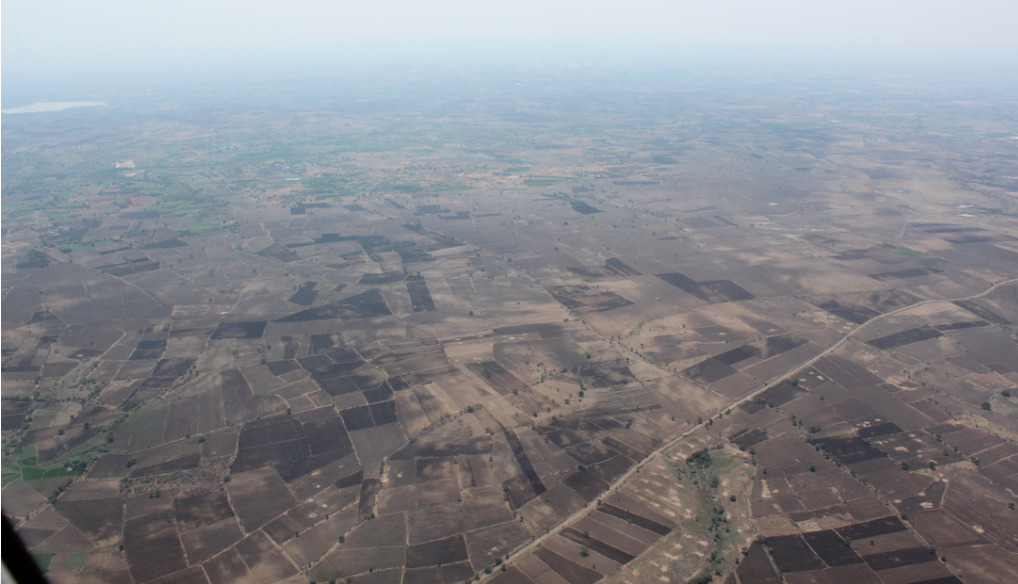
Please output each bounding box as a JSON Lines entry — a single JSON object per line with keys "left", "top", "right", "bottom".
{"left": 3, "top": 55, "right": 1018, "bottom": 583}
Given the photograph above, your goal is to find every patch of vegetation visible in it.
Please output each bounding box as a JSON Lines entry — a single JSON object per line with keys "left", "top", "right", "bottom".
{"left": 989, "top": 393, "right": 1018, "bottom": 414}
{"left": 3, "top": 443, "right": 96, "bottom": 486}
{"left": 674, "top": 448, "right": 741, "bottom": 582}
{"left": 19, "top": 463, "right": 83, "bottom": 482}
{"left": 434, "top": 182, "right": 472, "bottom": 191}
{"left": 181, "top": 220, "right": 225, "bottom": 231}
{"left": 67, "top": 551, "right": 88, "bottom": 571}
{"left": 895, "top": 246, "right": 925, "bottom": 258}
{"left": 32, "top": 553, "right": 54, "bottom": 574}
{"left": 58, "top": 240, "right": 115, "bottom": 252}
{"left": 1, "top": 467, "right": 22, "bottom": 486}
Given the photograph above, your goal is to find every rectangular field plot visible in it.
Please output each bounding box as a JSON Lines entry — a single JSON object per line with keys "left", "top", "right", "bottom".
{"left": 813, "top": 435, "right": 886, "bottom": 464}
{"left": 934, "top": 320, "right": 988, "bottom": 331}
{"left": 564, "top": 469, "right": 609, "bottom": 500}
{"left": 736, "top": 542, "right": 782, "bottom": 584}
{"left": 952, "top": 300, "right": 1012, "bottom": 325}
{"left": 129, "top": 339, "right": 166, "bottom": 360}
{"left": 560, "top": 527, "right": 635, "bottom": 564}
{"left": 275, "top": 289, "right": 392, "bottom": 322}
{"left": 288, "top": 282, "right": 318, "bottom": 305}
{"left": 682, "top": 357, "right": 737, "bottom": 382}
{"left": 405, "top": 276, "right": 436, "bottom": 312}
{"left": 230, "top": 407, "right": 353, "bottom": 477}
{"left": 204, "top": 547, "right": 256, "bottom": 584}
{"left": 755, "top": 380, "right": 805, "bottom": 407}
{"left": 862, "top": 547, "right": 937, "bottom": 571}
{"left": 867, "top": 267, "right": 937, "bottom": 281}
{"left": 547, "top": 285, "right": 633, "bottom": 312}
{"left": 596, "top": 503, "right": 671, "bottom": 536}
{"left": 226, "top": 468, "right": 300, "bottom": 532}
{"left": 533, "top": 547, "right": 603, "bottom": 584}
{"left": 656, "top": 272, "right": 755, "bottom": 303}
{"left": 766, "top": 534, "right": 825, "bottom": 573}
{"left": 493, "top": 323, "right": 567, "bottom": 338}
{"left": 179, "top": 518, "right": 244, "bottom": 564}
{"left": 313, "top": 546, "right": 406, "bottom": 580}
{"left": 466, "top": 361, "right": 529, "bottom": 395}
{"left": 404, "top": 563, "right": 475, "bottom": 584}
{"left": 781, "top": 564, "right": 882, "bottom": 584}
{"left": 866, "top": 326, "right": 942, "bottom": 350}
{"left": 569, "top": 200, "right": 602, "bottom": 214}
{"left": 211, "top": 321, "right": 267, "bottom": 339}
{"left": 814, "top": 300, "right": 881, "bottom": 324}
{"left": 836, "top": 516, "right": 907, "bottom": 540}
{"left": 730, "top": 428, "right": 769, "bottom": 450}
{"left": 802, "top": 530, "right": 864, "bottom": 566}
{"left": 605, "top": 257, "right": 641, "bottom": 276}
{"left": 123, "top": 511, "right": 189, "bottom": 583}
{"left": 406, "top": 534, "right": 469, "bottom": 568}
{"left": 235, "top": 531, "right": 300, "bottom": 582}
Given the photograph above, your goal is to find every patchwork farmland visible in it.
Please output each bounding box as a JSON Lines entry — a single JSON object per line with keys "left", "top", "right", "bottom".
{"left": 3, "top": 56, "right": 1018, "bottom": 584}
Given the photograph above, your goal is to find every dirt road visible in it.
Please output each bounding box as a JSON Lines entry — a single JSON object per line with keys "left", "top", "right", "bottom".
{"left": 479, "top": 276, "right": 1018, "bottom": 582}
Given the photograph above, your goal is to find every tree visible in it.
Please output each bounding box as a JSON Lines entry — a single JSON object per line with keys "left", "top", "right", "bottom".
{"left": 982, "top": 401, "right": 992, "bottom": 411}
{"left": 687, "top": 449, "right": 712, "bottom": 469}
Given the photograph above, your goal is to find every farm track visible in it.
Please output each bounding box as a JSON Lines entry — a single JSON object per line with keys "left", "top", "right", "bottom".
{"left": 479, "top": 275, "right": 1018, "bottom": 583}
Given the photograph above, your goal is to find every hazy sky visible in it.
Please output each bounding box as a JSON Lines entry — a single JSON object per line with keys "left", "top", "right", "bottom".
{"left": 4, "top": 0, "right": 1018, "bottom": 62}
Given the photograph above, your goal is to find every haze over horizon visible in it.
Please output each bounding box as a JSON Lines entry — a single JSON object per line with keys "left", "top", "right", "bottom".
{"left": 5, "top": 0, "right": 1018, "bottom": 67}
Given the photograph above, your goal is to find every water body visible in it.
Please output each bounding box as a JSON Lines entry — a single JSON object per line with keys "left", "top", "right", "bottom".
{"left": 2, "top": 101, "right": 106, "bottom": 114}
